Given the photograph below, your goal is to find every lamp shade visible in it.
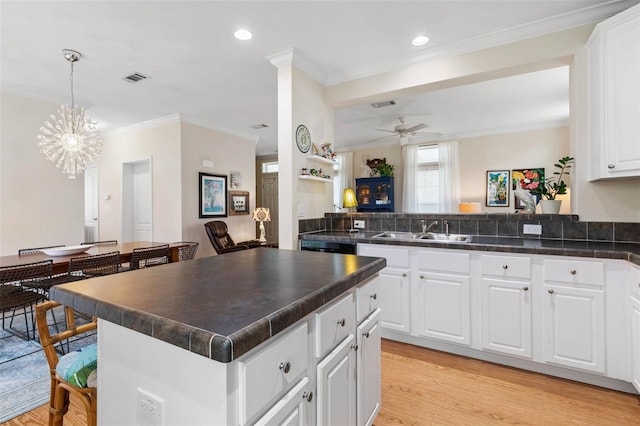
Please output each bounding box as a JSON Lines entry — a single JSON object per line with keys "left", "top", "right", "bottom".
{"left": 252, "top": 207, "right": 271, "bottom": 222}
{"left": 458, "top": 202, "right": 481, "bottom": 214}
{"left": 343, "top": 188, "right": 358, "bottom": 209}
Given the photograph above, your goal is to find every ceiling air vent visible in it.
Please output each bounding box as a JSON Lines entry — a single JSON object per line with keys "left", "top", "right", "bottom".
{"left": 250, "top": 124, "right": 269, "bottom": 129}
{"left": 123, "top": 72, "right": 150, "bottom": 83}
{"left": 371, "top": 100, "right": 396, "bottom": 108}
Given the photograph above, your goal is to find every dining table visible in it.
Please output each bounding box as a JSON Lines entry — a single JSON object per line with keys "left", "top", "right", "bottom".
{"left": 0, "top": 241, "right": 187, "bottom": 275}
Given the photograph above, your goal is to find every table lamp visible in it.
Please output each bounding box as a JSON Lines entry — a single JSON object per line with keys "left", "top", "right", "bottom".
{"left": 253, "top": 207, "right": 271, "bottom": 244}
{"left": 343, "top": 188, "right": 359, "bottom": 233}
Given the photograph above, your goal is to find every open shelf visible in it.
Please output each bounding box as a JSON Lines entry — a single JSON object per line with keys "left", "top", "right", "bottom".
{"left": 299, "top": 175, "right": 333, "bottom": 183}
{"left": 307, "top": 155, "right": 336, "bottom": 165}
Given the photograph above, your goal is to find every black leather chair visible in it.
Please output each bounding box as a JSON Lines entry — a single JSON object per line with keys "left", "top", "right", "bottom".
{"left": 204, "top": 221, "right": 261, "bottom": 255}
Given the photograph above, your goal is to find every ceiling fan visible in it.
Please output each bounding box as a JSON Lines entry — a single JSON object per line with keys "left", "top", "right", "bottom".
{"left": 372, "top": 117, "right": 440, "bottom": 145}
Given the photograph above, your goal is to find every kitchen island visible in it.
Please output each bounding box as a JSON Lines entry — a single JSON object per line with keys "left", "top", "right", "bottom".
{"left": 50, "top": 248, "right": 386, "bottom": 425}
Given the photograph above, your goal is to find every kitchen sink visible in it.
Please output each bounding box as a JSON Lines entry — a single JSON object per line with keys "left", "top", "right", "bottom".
{"left": 372, "top": 231, "right": 473, "bottom": 243}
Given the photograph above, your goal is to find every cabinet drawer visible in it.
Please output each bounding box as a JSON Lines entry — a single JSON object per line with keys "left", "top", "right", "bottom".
{"left": 239, "top": 322, "right": 309, "bottom": 424}
{"left": 356, "top": 276, "right": 380, "bottom": 323}
{"left": 358, "top": 245, "right": 409, "bottom": 268}
{"left": 544, "top": 259, "right": 604, "bottom": 286}
{"left": 630, "top": 264, "right": 640, "bottom": 299}
{"left": 416, "top": 250, "right": 469, "bottom": 274}
{"left": 316, "top": 293, "right": 355, "bottom": 358}
{"left": 481, "top": 255, "right": 531, "bottom": 279}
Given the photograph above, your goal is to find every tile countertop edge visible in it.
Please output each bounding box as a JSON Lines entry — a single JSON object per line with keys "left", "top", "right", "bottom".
{"left": 49, "top": 257, "right": 386, "bottom": 363}
{"left": 298, "top": 232, "right": 640, "bottom": 267}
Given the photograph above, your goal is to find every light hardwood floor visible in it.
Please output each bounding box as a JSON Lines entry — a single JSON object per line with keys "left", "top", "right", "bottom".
{"left": 6, "top": 339, "right": 640, "bottom": 425}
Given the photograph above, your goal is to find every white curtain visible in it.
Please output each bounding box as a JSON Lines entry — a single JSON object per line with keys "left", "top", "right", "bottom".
{"left": 334, "top": 152, "right": 354, "bottom": 209}
{"left": 402, "top": 144, "right": 418, "bottom": 212}
{"left": 438, "top": 140, "right": 460, "bottom": 213}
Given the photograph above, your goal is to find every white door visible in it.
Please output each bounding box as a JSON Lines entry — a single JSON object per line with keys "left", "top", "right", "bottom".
{"left": 378, "top": 268, "right": 411, "bottom": 333}
{"left": 630, "top": 296, "right": 640, "bottom": 393}
{"left": 357, "top": 310, "right": 381, "bottom": 426}
{"left": 316, "top": 334, "right": 356, "bottom": 426}
{"left": 481, "top": 278, "right": 532, "bottom": 358}
{"left": 261, "top": 175, "right": 278, "bottom": 244}
{"left": 122, "top": 159, "right": 152, "bottom": 242}
{"left": 84, "top": 166, "right": 99, "bottom": 243}
{"left": 543, "top": 284, "right": 605, "bottom": 373}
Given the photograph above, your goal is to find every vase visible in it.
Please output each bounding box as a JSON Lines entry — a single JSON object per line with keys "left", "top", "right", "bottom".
{"left": 540, "top": 199, "right": 562, "bottom": 214}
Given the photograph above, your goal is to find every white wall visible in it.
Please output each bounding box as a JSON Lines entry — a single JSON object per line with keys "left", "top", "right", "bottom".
{"left": 180, "top": 122, "right": 256, "bottom": 258}
{"left": 0, "top": 93, "right": 84, "bottom": 255}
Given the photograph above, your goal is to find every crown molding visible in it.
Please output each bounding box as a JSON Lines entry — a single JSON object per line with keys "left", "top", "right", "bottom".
{"left": 326, "top": 0, "right": 635, "bottom": 85}
{"left": 106, "top": 113, "right": 181, "bottom": 136}
{"left": 180, "top": 115, "right": 259, "bottom": 144}
{"left": 267, "top": 47, "right": 327, "bottom": 84}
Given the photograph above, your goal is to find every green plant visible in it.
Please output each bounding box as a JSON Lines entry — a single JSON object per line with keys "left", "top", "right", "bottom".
{"left": 529, "top": 156, "right": 574, "bottom": 200}
{"left": 376, "top": 163, "right": 395, "bottom": 177}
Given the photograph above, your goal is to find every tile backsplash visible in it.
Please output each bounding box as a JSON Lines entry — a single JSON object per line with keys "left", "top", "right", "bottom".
{"left": 299, "top": 213, "right": 640, "bottom": 243}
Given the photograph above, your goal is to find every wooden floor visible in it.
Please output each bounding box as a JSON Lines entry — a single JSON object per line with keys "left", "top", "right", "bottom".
{"left": 6, "top": 339, "right": 640, "bottom": 425}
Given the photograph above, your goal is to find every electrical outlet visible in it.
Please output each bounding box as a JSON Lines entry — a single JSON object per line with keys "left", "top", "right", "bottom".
{"left": 523, "top": 224, "right": 542, "bottom": 235}
{"left": 353, "top": 220, "right": 365, "bottom": 229}
{"left": 137, "top": 388, "right": 164, "bottom": 426}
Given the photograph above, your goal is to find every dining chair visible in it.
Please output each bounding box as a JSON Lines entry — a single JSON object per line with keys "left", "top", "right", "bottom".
{"left": 204, "top": 221, "right": 261, "bottom": 255}
{"left": 174, "top": 241, "right": 199, "bottom": 261}
{"left": 0, "top": 260, "right": 51, "bottom": 340}
{"left": 36, "top": 301, "right": 97, "bottom": 426}
{"left": 68, "top": 251, "right": 121, "bottom": 278}
{"left": 81, "top": 240, "right": 117, "bottom": 246}
{"left": 18, "top": 245, "right": 65, "bottom": 256}
{"left": 129, "top": 244, "right": 170, "bottom": 270}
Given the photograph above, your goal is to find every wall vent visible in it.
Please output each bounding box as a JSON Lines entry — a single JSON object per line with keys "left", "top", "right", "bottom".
{"left": 123, "top": 72, "right": 150, "bottom": 83}
{"left": 371, "top": 100, "right": 396, "bottom": 108}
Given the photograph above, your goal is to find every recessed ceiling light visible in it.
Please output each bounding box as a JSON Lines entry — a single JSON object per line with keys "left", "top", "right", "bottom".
{"left": 234, "top": 29, "right": 252, "bottom": 41}
{"left": 411, "top": 35, "right": 430, "bottom": 46}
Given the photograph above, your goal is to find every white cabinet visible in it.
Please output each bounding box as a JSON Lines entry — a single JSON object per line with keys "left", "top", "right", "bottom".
{"left": 413, "top": 250, "right": 471, "bottom": 345}
{"left": 542, "top": 259, "right": 605, "bottom": 373}
{"left": 588, "top": 4, "right": 640, "bottom": 179}
{"left": 358, "top": 244, "right": 411, "bottom": 333}
{"left": 630, "top": 264, "right": 640, "bottom": 393}
{"left": 480, "top": 255, "right": 532, "bottom": 358}
{"left": 356, "top": 309, "right": 381, "bottom": 426}
{"left": 316, "top": 334, "right": 357, "bottom": 426}
{"left": 254, "top": 377, "right": 313, "bottom": 426}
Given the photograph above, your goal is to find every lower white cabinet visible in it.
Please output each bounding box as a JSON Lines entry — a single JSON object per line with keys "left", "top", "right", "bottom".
{"left": 481, "top": 277, "right": 532, "bottom": 358}
{"left": 254, "top": 377, "right": 313, "bottom": 426}
{"left": 357, "top": 309, "right": 381, "bottom": 426}
{"left": 316, "top": 334, "right": 357, "bottom": 426}
{"left": 631, "top": 296, "right": 640, "bottom": 393}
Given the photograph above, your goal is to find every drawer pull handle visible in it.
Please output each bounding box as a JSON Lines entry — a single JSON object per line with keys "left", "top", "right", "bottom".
{"left": 303, "top": 391, "right": 313, "bottom": 403}
{"left": 608, "top": 164, "right": 615, "bottom": 169}
{"left": 370, "top": 293, "right": 377, "bottom": 300}
{"left": 523, "top": 286, "right": 529, "bottom": 291}
{"left": 420, "top": 274, "right": 425, "bottom": 279}
{"left": 351, "top": 343, "right": 359, "bottom": 351}
{"left": 502, "top": 265, "right": 508, "bottom": 270}
{"left": 337, "top": 318, "right": 346, "bottom": 327}
{"left": 548, "top": 289, "right": 554, "bottom": 294}
{"left": 279, "top": 362, "right": 291, "bottom": 374}
{"left": 570, "top": 270, "right": 577, "bottom": 275}
{"left": 402, "top": 273, "right": 407, "bottom": 277}
{"left": 363, "top": 331, "right": 370, "bottom": 338}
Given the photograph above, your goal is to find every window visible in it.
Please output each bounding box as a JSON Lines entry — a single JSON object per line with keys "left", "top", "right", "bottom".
{"left": 416, "top": 145, "right": 439, "bottom": 213}
{"left": 261, "top": 162, "right": 278, "bottom": 173}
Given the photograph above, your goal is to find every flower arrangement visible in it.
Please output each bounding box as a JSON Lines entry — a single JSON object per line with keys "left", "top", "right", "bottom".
{"left": 529, "top": 156, "right": 574, "bottom": 200}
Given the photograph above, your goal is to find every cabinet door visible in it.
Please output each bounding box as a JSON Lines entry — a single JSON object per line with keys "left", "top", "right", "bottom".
{"left": 254, "top": 377, "right": 312, "bottom": 426}
{"left": 413, "top": 271, "right": 470, "bottom": 345}
{"left": 631, "top": 296, "right": 640, "bottom": 393}
{"left": 379, "top": 267, "right": 411, "bottom": 333}
{"left": 543, "top": 285, "right": 605, "bottom": 373}
{"left": 316, "top": 334, "right": 356, "bottom": 426}
{"left": 357, "top": 310, "right": 381, "bottom": 426}
{"left": 481, "top": 278, "right": 532, "bottom": 358}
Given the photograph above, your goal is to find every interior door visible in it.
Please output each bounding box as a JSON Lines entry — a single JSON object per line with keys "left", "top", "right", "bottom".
{"left": 262, "top": 175, "right": 278, "bottom": 244}
{"left": 84, "top": 166, "right": 99, "bottom": 242}
{"left": 122, "top": 159, "right": 152, "bottom": 242}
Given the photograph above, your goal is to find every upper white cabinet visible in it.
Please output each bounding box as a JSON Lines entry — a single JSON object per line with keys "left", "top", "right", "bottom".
{"left": 588, "top": 4, "right": 640, "bottom": 180}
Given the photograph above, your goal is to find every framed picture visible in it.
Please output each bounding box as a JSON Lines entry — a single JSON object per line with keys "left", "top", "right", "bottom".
{"left": 229, "top": 191, "right": 250, "bottom": 215}
{"left": 512, "top": 168, "right": 544, "bottom": 209}
{"left": 199, "top": 172, "right": 227, "bottom": 218}
{"left": 486, "top": 170, "right": 510, "bottom": 207}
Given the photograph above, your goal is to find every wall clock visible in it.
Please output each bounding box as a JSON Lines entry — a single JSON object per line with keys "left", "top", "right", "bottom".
{"left": 295, "top": 124, "right": 311, "bottom": 153}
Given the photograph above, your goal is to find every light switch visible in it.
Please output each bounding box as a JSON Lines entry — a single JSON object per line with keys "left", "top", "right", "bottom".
{"left": 297, "top": 204, "right": 305, "bottom": 218}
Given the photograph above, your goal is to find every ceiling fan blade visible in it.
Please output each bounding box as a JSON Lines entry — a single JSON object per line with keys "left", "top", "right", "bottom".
{"left": 405, "top": 123, "right": 427, "bottom": 133}
{"left": 367, "top": 134, "right": 396, "bottom": 143}
{"left": 374, "top": 129, "right": 398, "bottom": 134}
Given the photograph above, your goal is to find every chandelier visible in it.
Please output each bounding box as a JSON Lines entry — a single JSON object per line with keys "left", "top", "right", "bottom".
{"left": 37, "top": 49, "right": 102, "bottom": 179}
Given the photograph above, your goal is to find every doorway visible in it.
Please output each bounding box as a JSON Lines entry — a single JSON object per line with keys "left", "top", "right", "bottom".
{"left": 261, "top": 175, "right": 278, "bottom": 244}
{"left": 84, "top": 166, "right": 99, "bottom": 242}
{"left": 122, "top": 158, "right": 152, "bottom": 242}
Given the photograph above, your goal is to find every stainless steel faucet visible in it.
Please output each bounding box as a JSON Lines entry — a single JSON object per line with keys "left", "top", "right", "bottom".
{"left": 421, "top": 220, "right": 438, "bottom": 233}
{"left": 444, "top": 220, "right": 449, "bottom": 236}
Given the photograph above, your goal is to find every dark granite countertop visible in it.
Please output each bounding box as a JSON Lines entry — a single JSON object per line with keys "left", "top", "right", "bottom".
{"left": 299, "top": 231, "right": 640, "bottom": 266}
{"left": 50, "top": 248, "right": 386, "bottom": 363}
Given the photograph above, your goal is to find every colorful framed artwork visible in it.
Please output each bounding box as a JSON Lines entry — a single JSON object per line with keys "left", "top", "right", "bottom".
{"left": 199, "top": 172, "right": 227, "bottom": 218}
{"left": 229, "top": 190, "right": 250, "bottom": 215}
{"left": 512, "top": 168, "right": 545, "bottom": 209}
{"left": 486, "top": 170, "right": 510, "bottom": 207}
